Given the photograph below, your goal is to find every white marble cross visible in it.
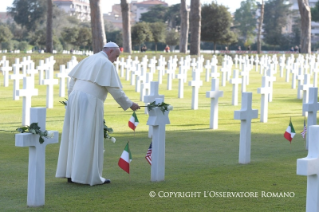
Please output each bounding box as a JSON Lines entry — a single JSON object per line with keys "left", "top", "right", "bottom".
{"left": 279, "top": 56, "right": 285, "bottom": 78}
{"left": 291, "top": 63, "right": 298, "bottom": 89}
{"left": 42, "top": 65, "right": 58, "bottom": 108}
{"left": 26, "top": 61, "right": 37, "bottom": 86}
{"left": 15, "top": 107, "right": 59, "bottom": 207}
{"left": 301, "top": 74, "right": 313, "bottom": 117}
{"left": 36, "top": 60, "right": 46, "bottom": 85}
{"left": 176, "top": 66, "right": 186, "bottom": 98}
{"left": 125, "top": 57, "right": 132, "bottom": 81}
{"left": 266, "top": 67, "right": 276, "bottom": 102}
{"left": 0, "top": 55, "right": 6, "bottom": 66}
{"left": 257, "top": 76, "right": 271, "bottom": 123}
{"left": 166, "top": 61, "right": 174, "bottom": 90}
{"left": 17, "top": 77, "right": 39, "bottom": 126}
{"left": 131, "top": 63, "right": 140, "bottom": 86}
{"left": 220, "top": 63, "right": 228, "bottom": 87}
{"left": 240, "top": 66, "right": 248, "bottom": 93}
{"left": 234, "top": 92, "right": 258, "bottom": 164}
{"left": 297, "top": 67, "right": 305, "bottom": 99}
{"left": 135, "top": 66, "right": 146, "bottom": 93}
{"left": 188, "top": 69, "right": 203, "bottom": 110}
{"left": 146, "top": 98, "right": 170, "bottom": 182}
{"left": 156, "top": 58, "right": 166, "bottom": 84}
{"left": 204, "top": 60, "right": 211, "bottom": 82}
{"left": 303, "top": 87, "right": 319, "bottom": 150}
{"left": 206, "top": 78, "right": 223, "bottom": 129}
{"left": 144, "top": 82, "right": 164, "bottom": 137}
{"left": 10, "top": 59, "right": 24, "bottom": 100}
{"left": 119, "top": 58, "right": 125, "bottom": 77}
{"left": 140, "top": 73, "right": 153, "bottom": 102}
{"left": 1, "top": 60, "right": 12, "bottom": 87}
{"left": 255, "top": 55, "right": 259, "bottom": 72}
{"left": 56, "top": 65, "right": 68, "bottom": 97}
{"left": 230, "top": 69, "right": 242, "bottom": 106}
{"left": 20, "top": 57, "right": 29, "bottom": 75}
{"left": 297, "top": 125, "right": 319, "bottom": 212}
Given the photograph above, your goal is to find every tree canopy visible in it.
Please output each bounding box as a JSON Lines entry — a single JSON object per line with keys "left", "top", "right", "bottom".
{"left": 140, "top": 5, "right": 168, "bottom": 23}
{"left": 131, "top": 22, "right": 153, "bottom": 46}
{"left": 7, "top": 0, "right": 46, "bottom": 31}
{"left": 233, "top": 0, "right": 257, "bottom": 47}
{"left": 201, "top": 2, "right": 237, "bottom": 51}
{"left": 263, "top": 0, "right": 291, "bottom": 46}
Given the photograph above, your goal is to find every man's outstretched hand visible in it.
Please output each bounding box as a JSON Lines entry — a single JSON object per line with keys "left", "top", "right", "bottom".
{"left": 130, "top": 102, "right": 140, "bottom": 111}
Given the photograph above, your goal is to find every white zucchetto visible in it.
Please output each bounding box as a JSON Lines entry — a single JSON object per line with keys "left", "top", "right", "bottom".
{"left": 103, "top": 42, "right": 119, "bottom": 48}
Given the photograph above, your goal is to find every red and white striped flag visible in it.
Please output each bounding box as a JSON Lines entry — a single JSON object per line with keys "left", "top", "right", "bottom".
{"left": 145, "top": 142, "right": 152, "bottom": 165}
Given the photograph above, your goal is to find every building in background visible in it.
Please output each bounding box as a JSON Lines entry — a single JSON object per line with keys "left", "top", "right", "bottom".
{"left": 104, "top": 0, "right": 168, "bottom": 30}
{"left": 285, "top": 0, "right": 319, "bottom": 43}
{"left": 53, "top": 0, "right": 91, "bottom": 22}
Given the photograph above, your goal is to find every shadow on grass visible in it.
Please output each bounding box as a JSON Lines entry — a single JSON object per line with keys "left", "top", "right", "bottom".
{"left": 0, "top": 126, "right": 308, "bottom": 211}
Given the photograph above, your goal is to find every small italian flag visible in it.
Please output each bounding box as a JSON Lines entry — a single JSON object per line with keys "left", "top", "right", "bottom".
{"left": 284, "top": 120, "right": 295, "bottom": 142}
{"left": 118, "top": 142, "right": 132, "bottom": 174}
{"left": 128, "top": 111, "right": 139, "bottom": 131}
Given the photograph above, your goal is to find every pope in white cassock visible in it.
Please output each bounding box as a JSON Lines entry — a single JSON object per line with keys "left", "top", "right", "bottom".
{"left": 56, "top": 42, "right": 140, "bottom": 186}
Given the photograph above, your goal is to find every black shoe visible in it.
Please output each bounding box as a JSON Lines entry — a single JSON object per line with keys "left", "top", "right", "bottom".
{"left": 103, "top": 179, "right": 111, "bottom": 184}
{"left": 67, "top": 178, "right": 73, "bottom": 183}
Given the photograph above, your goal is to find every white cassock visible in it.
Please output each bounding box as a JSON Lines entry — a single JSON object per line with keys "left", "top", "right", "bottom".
{"left": 56, "top": 51, "right": 132, "bottom": 186}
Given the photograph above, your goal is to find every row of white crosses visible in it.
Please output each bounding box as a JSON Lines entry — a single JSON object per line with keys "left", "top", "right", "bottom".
{"left": 297, "top": 87, "right": 319, "bottom": 211}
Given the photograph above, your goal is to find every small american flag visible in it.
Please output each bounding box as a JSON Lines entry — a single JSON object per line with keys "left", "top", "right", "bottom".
{"left": 145, "top": 142, "right": 152, "bottom": 165}
{"left": 301, "top": 120, "right": 307, "bottom": 139}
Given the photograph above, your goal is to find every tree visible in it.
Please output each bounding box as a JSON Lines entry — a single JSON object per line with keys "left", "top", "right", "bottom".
{"left": 149, "top": 22, "right": 166, "bottom": 52}
{"left": 179, "top": 0, "right": 189, "bottom": 53}
{"left": 0, "top": 25, "right": 13, "bottom": 48}
{"left": 165, "top": 4, "right": 181, "bottom": 30}
{"left": 46, "top": 0, "right": 53, "bottom": 53}
{"left": 190, "top": 0, "right": 201, "bottom": 55}
{"left": 140, "top": 5, "right": 168, "bottom": 23}
{"left": 234, "top": 0, "right": 257, "bottom": 48}
{"left": 263, "top": 0, "right": 291, "bottom": 47}
{"left": 311, "top": 0, "right": 319, "bottom": 21}
{"left": 201, "top": 3, "right": 236, "bottom": 52}
{"left": 7, "top": 0, "right": 46, "bottom": 31}
{"left": 257, "top": 0, "right": 264, "bottom": 54}
{"left": 89, "top": 0, "right": 106, "bottom": 53}
{"left": 166, "top": 30, "right": 180, "bottom": 51}
{"left": 131, "top": 22, "right": 153, "bottom": 48}
{"left": 61, "top": 27, "right": 92, "bottom": 50}
{"left": 298, "top": 0, "right": 311, "bottom": 53}
{"left": 121, "top": 0, "right": 132, "bottom": 53}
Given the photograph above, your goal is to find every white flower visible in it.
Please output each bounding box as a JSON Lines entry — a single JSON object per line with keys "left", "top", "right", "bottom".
{"left": 47, "top": 132, "right": 54, "bottom": 139}
{"left": 167, "top": 105, "right": 173, "bottom": 111}
{"left": 30, "top": 129, "right": 36, "bottom": 134}
{"left": 111, "top": 137, "right": 116, "bottom": 143}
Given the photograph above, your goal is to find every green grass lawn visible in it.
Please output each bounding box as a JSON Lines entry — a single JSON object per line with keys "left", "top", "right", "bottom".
{"left": 0, "top": 53, "right": 311, "bottom": 211}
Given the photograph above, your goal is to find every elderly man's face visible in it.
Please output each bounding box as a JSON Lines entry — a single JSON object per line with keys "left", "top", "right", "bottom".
{"left": 107, "top": 48, "right": 120, "bottom": 63}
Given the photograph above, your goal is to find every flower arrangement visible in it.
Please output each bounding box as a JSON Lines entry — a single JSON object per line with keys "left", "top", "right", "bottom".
{"left": 146, "top": 101, "right": 173, "bottom": 114}
{"left": 16, "top": 123, "right": 54, "bottom": 144}
{"left": 103, "top": 120, "right": 116, "bottom": 143}
{"left": 60, "top": 99, "right": 116, "bottom": 143}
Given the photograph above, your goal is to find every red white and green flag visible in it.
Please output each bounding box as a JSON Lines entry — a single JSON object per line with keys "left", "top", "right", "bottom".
{"left": 284, "top": 120, "right": 295, "bottom": 142}
{"left": 118, "top": 142, "right": 132, "bottom": 174}
{"left": 128, "top": 111, "right": 139, "bottom": 131}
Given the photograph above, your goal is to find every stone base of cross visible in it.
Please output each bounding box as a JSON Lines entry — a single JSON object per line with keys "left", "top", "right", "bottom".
{"left": 297, "top": 125, "right": 319, "bottom": 212}
{"left": 15, "top": 107, "right": 59, "bottom": 207}
{"left": 147, "top": 98, "right": 170, "bottom": 182}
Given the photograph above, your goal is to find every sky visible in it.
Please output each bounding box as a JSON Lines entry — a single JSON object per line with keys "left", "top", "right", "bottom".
{"left": 0, "top": 0, "right": 265, "bottom": 13}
